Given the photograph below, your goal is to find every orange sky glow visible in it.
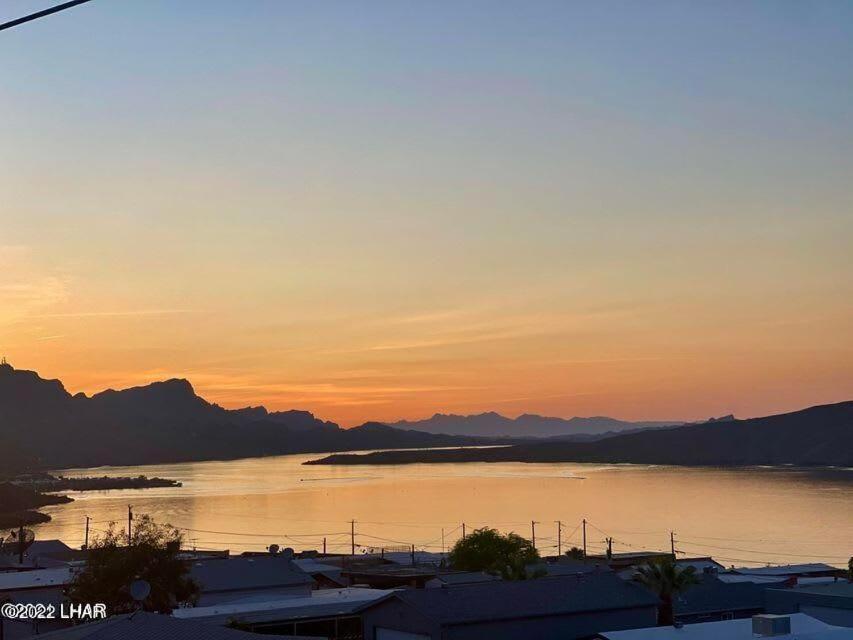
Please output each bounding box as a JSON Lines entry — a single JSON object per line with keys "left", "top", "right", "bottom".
{"left": 1, "top": 3, "right": 851, "bottom": 426}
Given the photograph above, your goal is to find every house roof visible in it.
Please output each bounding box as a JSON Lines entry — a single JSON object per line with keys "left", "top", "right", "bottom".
{"left": 767, "top": 581, "right": 853, "bottom": 609}
{"left": 730, "top": 564, "right": 839, "bottom": 577}
{"left": 382, "top": 551, "right": 446, "bottom": 566}
{"left": 672, "top": 576, "right": 767, "bottom": 616}
{"left": 25, "top": 540, "right": 74, "bottom": 556}
{"left": 427, "top": 571, "right": 501, "bottom": 586}
{"left": 22, "top": 611, "right": 310, "bottom": 640}
{"left": 781, "top": 581, "right": 853, "bottom": 598}
{"left": 344, "top": 564, "right": 437, "bottom": 578}
{"left": 716, "top": 573, "right": 789, "bottom": 585}
{"left": 0, "top": 567, "right": 73, "bottom": 591}
{"left": 599, "top": 613, "right": 848, "bottom": 640}
{"left": 173, "top": 587, "right": 395, "bottom": 625}
{"left": 544, "top": 561, "right": 603, "bottom": 576}
{"left": 675, "top": 558, "right": 725, "bottom": 573}
{"left": 292, "top": 559, "right": 343, "bottom": 574}
{"left": 189, "top": 556, "right": 313, "bottom": 593}
{"left": 292, "top": 559, "right": 345, "bottom": 585}
{"left": 366, "top": 573, "right": 659, "bottom": 625}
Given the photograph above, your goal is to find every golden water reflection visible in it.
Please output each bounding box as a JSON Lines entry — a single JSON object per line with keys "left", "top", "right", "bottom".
{"left": 33, "top": 454, "right": 853, "bottom": 567}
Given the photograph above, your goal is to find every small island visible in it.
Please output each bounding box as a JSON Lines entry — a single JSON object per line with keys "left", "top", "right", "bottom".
{"left": 0, "top": 474, "right": 182, "bottom": 529}
{"left": 15, "top": 473, "right": 182, "bottom": 492}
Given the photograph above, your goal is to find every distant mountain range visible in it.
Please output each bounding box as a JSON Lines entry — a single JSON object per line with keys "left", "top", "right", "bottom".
{"left": 0, "top": 364, "right": 500, "bottom": 473}
{"left": 7, "top": 363, "right": 844, "bottom": 473}
{"left": 391, "top": 412, "right": 679, "bottom": 438}
{"left": 307, "top": 401, "right": 853, "bottom": 467}
{"left": 0, "top": 364, "right": 689, "bottom": 474}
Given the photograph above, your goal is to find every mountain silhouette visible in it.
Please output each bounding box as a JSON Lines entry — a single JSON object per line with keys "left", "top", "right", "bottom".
{"left": 0, "top": 363, "right": 493, "bottom": 473}
{"left": 307, "top": 401, "right": 853, "bottom": 467}
{"left": 391, "top": 412, "right": 677, "bottom": 438}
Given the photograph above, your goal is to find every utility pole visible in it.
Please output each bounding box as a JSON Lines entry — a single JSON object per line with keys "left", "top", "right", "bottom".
{"left": 582, "top": 519, "right": 587, "bottom": 559}
{"left": 410, "top": 544, "right": 415, "bottom": 566}
{"left": 670, "top": 531, "right": 675, "bottom": 558}
{"left": 462, "top": 523, "right": 466, "bottom": 539}
{"left": 531, "top": 521, "right": 537, "bottom": 550}
{"left": 350, "top": 520, "right": 356, "bottom": 556}
{"left": 18, "top": 522, "right": 24, "bottom": 565}
{"left": 606, "top": 537, "right": 613, "bottom": 560}
{"left": 127, "top": 505, "right": 133, "bottom": 546}
{"left": 441, "top": 528, "right": 445, "bottom": 554}
{"left": 323, "top": 537, "right": 327, "bottom": 555}
{"left": 84, "top": 516, "right": 90, "bottom": 549}
{"left": 555, "top": 521, "right": 562, "bottom": 556}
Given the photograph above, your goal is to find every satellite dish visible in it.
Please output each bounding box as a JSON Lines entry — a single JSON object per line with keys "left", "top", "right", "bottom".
{"left": 3, "top": 528, "right": 35, "bottom": 557}
{"left": 130, "top": 580, "right": 151, "bottom": 602}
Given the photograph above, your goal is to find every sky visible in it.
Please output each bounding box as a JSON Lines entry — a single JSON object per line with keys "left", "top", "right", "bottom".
{"left": 1, "top": 1, "right": 852, "bottom": 426}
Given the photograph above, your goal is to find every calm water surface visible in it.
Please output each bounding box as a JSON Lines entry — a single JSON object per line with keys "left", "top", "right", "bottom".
{"left": 34, "top": 454, "right": 853, "bottom": 567}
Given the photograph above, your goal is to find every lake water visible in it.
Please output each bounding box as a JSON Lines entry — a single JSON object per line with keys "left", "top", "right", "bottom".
{"left": 34, "top": 453, "right": 853, "bottom": 568}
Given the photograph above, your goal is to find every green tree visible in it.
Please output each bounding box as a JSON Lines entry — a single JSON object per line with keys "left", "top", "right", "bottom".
{"left": 634, "top": 558, "right": 700, "bottom": 626}
{"left": 67, "top": 515, "right": 199, "bottom": 614}
{"left": 449, "top": 527, "right": 540, "bottom": 580}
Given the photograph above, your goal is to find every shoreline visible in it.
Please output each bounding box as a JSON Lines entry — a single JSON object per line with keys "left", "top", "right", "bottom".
{"left": 0, "top": 474, "right": 183, "bottom": 529}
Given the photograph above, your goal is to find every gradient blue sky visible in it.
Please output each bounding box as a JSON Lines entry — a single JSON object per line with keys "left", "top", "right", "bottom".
{"left": 1, "top": 1, "right": 852, "bottom": 424}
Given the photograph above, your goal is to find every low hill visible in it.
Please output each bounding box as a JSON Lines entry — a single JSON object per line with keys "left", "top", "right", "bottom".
{"left": 391, "top": 412, "right": 678, "bottom": 438}
{"left": 0, "top": 483, "right": 73, "bottom": 528}
{"left": 305, "top": 401, "right": 853, "bottom": 467}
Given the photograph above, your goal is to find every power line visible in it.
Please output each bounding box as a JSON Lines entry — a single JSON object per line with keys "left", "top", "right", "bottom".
{"left": 0, "top": 0, "right": 96, "bottom": 33}
{"left": 175, "top": 526, "right": 348, "bottom": 538}
{"left": 357, "top": 532, "right": 416, "bottom": 546}
{"left": 678, "top": 540, "right": 849, "bottom": 561}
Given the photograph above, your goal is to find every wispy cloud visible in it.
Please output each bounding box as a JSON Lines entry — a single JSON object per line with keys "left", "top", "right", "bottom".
{"left": 30, "top": 309, "right": 202, "bottom": 319}
{"left": 0, "top": 247, "right": 71, "bottom": 325}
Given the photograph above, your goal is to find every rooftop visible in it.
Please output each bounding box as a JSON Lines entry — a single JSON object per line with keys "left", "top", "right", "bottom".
{"left": 545, "top": 560, "right": 606, "bottom": 576}
{"left": 675, "top": 558, "right": 726, "bottom": 573}
{"left": 672, "top": 575, "right": 768, "bottom": 616}
{"left": 591, "top": 552, "right": 672, "bottom": 560}
{"left": 716, "top": 573, "right": 790, "bottom": 584}
{"left": 189, "top": 556, "right": 313, "bottom": 593}
{"left": 173, "top": 587, "right": 394, "bottom": 625}
{"left": 768, "top": 580, "right": 853, "bottom": 608}
{"left": 365, "top": 572, "right": 659, "bottom": 625}
{"left": 730, "top": 564, "right": 840, "bottom": 577}
{"left": 24, "top": 540, "right": 74, "bottom": 556}
{"left": 292, "top": 559, "right": 344, "bottom": 574}
{"left": 381, "top": 551, "right": 446, "bottom": 566}
{"left": 426, "top": 571, "right": 501, "bottom": 586}
{"left": 22, "top": 611, "right": 309, "bottom": 640}
{"left": 0, "top": 567, "right": 73, "bottom": 591}
{"left": 600, "top": 613, "right": 849, "bottom": 640}
{"left": 343, "top": 564, "right": 437, "bottom": 578}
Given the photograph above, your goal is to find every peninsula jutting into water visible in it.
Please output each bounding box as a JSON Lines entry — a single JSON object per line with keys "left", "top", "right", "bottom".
{"left": 305, "top": 400, "right": 853, "bottom": 467}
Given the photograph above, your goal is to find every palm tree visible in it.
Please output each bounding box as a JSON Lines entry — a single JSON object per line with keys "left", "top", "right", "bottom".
{"left": 634, "top": 558, "right": 700, "bottom": 626}
{"left": 565, "top": 546, "right": 585, "bottom": 561}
